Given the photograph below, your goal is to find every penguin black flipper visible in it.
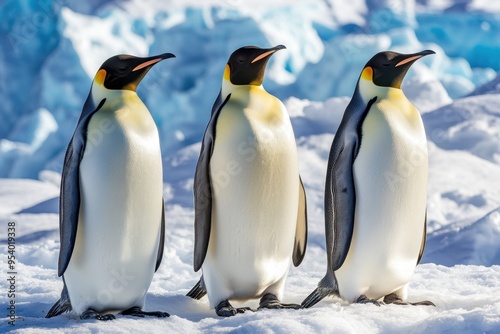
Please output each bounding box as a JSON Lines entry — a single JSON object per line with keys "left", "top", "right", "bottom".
{"left": 292, "top": 176, "right": 308, "bottom": 267}
{"left": 417, "top": 212, "right": 427, "bottom": 265}
{"left": 155, "top": 200, "right": 166, "bottom": 272}
{"left": 210, "top": 90, "right": 225, "bottom": 115}
{"left": 302, "top": 91, "right": 376, "bottom": 309}
{"left": 58, "top": 95, "right": 106, "bottom": 277}
{"left": 193, "top": 91, "right": 231, "bottom": 272}
{"left": 326, "top": 91, "right": 377, "bottom": 272}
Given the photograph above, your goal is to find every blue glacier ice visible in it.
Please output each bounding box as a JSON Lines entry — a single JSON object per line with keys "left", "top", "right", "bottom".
{"left": 0, "top": 0, "right": 498, "bottom": 178}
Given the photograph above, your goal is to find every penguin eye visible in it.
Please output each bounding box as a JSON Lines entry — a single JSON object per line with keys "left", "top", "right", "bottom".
{"left": 382, "top": 63, "right": 391, "bottom": 67}
{"left": 237, "top": 57, "right": 246, "bottom": 64}
{"left": 118, "top": 67, "right": 128, "bottom": 73}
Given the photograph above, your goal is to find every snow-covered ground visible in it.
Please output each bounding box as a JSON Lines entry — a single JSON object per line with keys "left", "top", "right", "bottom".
{"left": 2, "top": 85, "right": 500, "bottom": 332}
{"left": 1, "top": 0, "right": 500, "bottom": 333}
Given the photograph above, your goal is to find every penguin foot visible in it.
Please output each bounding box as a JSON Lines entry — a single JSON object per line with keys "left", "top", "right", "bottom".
{"left": 121, "top": 306, "right": 170, "bottom": 317}
{"left": 80, "top": 309, "right": 116, "bottom": 321}
{"left": 355, "top": 295, "right": 383, "bottom": 306}
{"left": 301, "top": 287, "right": 336, "bottom": 308}
{"left": 215, "top": 300, "right": 254, "bottom": 317}
{"left": 383, "top": 293, "right": 435, "bottom": 306}
{"left": 258, "top": 293, "right": 301, "bottom": 310}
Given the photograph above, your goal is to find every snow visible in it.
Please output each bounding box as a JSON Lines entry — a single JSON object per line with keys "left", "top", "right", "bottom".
{"left": 2, "top": 86, "right": 500, "bottom": 332}
{"left": 2, "top": 128, "right": 500, "bottom": 332}
{"left": 424, "top": 94, "right": 500, "bottom": 164}
{"left": 1, "top": 0, "right": 500, "bottom": 332}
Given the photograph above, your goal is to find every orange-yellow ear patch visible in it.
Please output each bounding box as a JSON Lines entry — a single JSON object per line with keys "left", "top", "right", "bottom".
{"left": 94, "top": 69, "right": 106, "bottom": 85}
{"left": 361, "top": 66, "right": 373, "bottom": 80}
{"left": 223, "top": 64, "right": 230, "bottom": 81}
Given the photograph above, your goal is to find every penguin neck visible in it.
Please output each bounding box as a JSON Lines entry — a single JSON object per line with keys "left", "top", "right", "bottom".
{"left": 91, "top": 81, "right": 138, "bottom": 107}
{"left": 221, "top": 77, "right": 264, "bottom": 100}
{"left": 358, "top": 77, "right": 405, "bottom": 104}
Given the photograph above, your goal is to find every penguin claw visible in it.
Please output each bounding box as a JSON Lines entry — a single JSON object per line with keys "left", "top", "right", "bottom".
{"left": 383, "top": 293, "right": 435, "bottom": 306}
{"left": 411, "top": 300, "right": 436, "bottom": 306}
{"left": 215, "top": 300, "right": 254, "bottom": 317}
{"left": 355, "top": 295, "right": 383, "bottom": 306}
{"left": 258, "top": 293, "right": 301, "bottom": 310}
{"left": 97, "top": 314, "right": 116, "bottom": 321}
{"left": 236, "top": 307, "right": 254, "bottom": 313}
{"left": 121, "top": 306, "right": 170, "bottom": 317}
{"left": 80, "top": 309, "right": 116, "bottom": 321}
{"left": 383, "top": 293, "right": 406, "bottom": 305}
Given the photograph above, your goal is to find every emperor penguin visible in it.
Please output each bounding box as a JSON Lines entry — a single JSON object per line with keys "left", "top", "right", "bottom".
{"left": 301, "top": 50, "right": 436, "bottom": 308}
{"left": 46, "top": 53, "right": 175, "bottom": 320}
{"left": 186, "top": 45, "right": 308, "bottom": 317}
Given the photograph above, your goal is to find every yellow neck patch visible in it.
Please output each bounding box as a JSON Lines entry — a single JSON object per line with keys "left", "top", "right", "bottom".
{"left": 223, "top": 64, "right": 230, "bottom": 81}
{"left": 124, "top": 82, "right": 138, "bottom": 92}
{"left": 361, "top": 66, "right": 373, "bottom": 81}
{"left": 94, "top": 69, "right": 106, "bottom": 86}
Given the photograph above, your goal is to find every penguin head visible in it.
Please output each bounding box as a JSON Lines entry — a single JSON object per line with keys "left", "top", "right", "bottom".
{"left": 92, "top": 53, "right": 176, "bottom": 92}
{"left": 223, "top": 45, "right": 286, "bottom": 86}
{"left": 360, "top": 50, "right": 435, "bottom": 89}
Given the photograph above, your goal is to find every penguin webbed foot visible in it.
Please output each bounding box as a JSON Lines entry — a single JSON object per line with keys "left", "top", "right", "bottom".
{"left": 215, "top": 300, "right": 254, "bottom": 317}
{"left": 355, "top": 295, "right": 383, "bottom": 306}
{"left": 383, "top": 293, "right": 435, "bottom": 306}
{"left": 301, "top": 287, "right": 337, "bottom": 308}
{"left": 258, "top": 293, "right": 301, "bottom": 310}
{"left": 80, "top": 309, "right": 116, "bottom": 321}
{"left": 121, "top": 306, "right": 170, "bottom": 317}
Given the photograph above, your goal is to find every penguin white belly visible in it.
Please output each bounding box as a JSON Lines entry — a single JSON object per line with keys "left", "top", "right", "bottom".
{"left": 203, "top": 88, "right": 299, "bottom": 307}
{"left": 336, "top": 91, "right": 428, "bottom": 302}
{"left": 64, "top": 94, "right": 163, "bottom": 314}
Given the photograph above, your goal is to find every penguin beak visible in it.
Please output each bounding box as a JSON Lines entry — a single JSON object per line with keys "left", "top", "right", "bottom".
{"left": 377, "top": 49, "right": 435, "bottom": 88}
{"left": 395, "top": 50, "right": 435, "bottom": 68}
{"left": 251, "top": 45, "right": 286, "bottom": 64}
{"left": 123, "top": 53, "right": 175, "bottom": 91}
{"left": 132, "top": 53, "right": 176, "bottom": 72}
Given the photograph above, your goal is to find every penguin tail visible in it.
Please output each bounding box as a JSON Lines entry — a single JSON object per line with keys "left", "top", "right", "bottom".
{"left": 46, "top": 284, "right": 72, "bottom": 318}
{"left": 301, "top": 287, "right": 336, "bottom": 309}
{"left": 186, "top": 278, "right": 207, "bottom": 300}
